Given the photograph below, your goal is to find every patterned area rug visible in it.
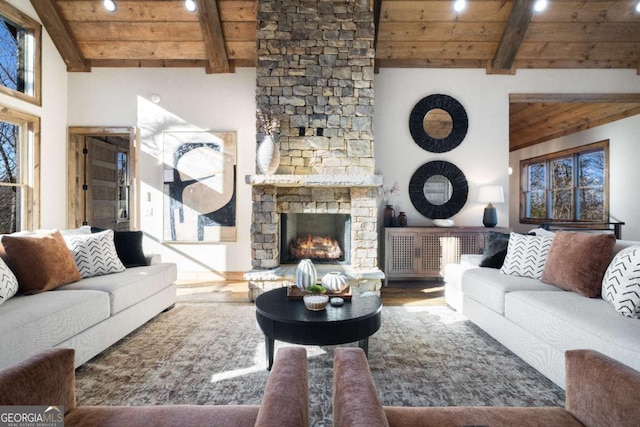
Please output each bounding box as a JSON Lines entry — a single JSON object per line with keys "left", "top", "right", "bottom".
{"left": 75, "top": 302, "right": 565, "bottom": 426}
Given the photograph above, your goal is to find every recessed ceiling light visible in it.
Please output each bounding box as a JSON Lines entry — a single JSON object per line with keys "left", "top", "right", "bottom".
{"left": 185, "top": 0, "right": 197, "bottom": 12}
{"left": 103, "top": 0, "right": 116, "bottom": 12}
{"left": 453, "top": 0, "right": 466, "bottom": 13}
{"left": 534, "top": 0, "right": 548, "bottom": 13}
{"left": 636, "top": 1, "right": 640, "bottom": 13}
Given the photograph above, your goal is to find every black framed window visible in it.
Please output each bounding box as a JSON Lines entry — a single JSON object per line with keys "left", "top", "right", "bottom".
{"left": 520, "top": 141, "right": 608, "bottom": 223}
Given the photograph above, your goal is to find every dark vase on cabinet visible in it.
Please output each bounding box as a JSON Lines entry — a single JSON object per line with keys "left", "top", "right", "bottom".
{"left": 383, "top": 205, "right": 395, "bottom": 227}
{"left": 398, "top": 211, "right": 407, "bottom": 227}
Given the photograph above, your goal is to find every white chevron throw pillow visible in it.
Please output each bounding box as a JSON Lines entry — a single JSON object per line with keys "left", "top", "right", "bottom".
{"left": 500, "top": 233, "right": 554, "bottom": 280}
{"left": 602, "top": 246, "right": 640, "bottom": 318}
{"left": 0, "top": 257, "right": 18, "bottom": 306}
{"left": 64, "top": 230, "right": 125, "bottom": 278}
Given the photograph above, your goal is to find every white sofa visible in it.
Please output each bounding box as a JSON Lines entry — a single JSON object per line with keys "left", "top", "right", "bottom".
{"left": 0, "top": 253, "right": 177, "bottom": 371}
{"left": 444, "top": 238, "right": 640, "bottom": 389}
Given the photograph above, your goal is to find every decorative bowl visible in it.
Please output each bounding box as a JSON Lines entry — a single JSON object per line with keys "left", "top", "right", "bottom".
{"left": 432, "top": 219, "right": 455, "bottom": 227}
{"left": 303, "top": 294, "right": 329, "bottom": 311}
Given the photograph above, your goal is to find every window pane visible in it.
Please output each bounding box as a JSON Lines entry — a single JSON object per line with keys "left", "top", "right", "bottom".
{"left": 551, "top": 189, "right": 573, "bottom": 219}
{"left": 527, "top": 191, "right": 546, "bottom": 218}
{"left": 0, "top": 185, "right": 19, "bottom": 233}
{"left": 0, "top": 16, "right": 28, "bottom": 94}
{"left": 579, "top": 188, "right": 604, "bottom": 221}
{"left": 528, "top": 163, "right": 545, "bottom": 191}
{"left": 0, "top": 18, "right": 19, "bottom": 92}
{"left": 0, "top": 120, "right": 19, "bottom": 183}
{"left": 550, "top": 157, "right": 572, "bottom": 189}
{"left": 579, "top": 151, "right": 604, "bottom": 187}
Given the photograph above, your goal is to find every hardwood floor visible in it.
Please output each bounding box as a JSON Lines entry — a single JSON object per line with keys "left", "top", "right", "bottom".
{"left": 381, "top": 280, "right": 445, "bottom": 306}
{"left": 177, "top": 280, "right": 446, "bottom": 306}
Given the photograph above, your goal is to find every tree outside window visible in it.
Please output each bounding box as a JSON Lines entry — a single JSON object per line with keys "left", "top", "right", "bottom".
{"left": 520, "top": 141, "right": 608, "bottom": 224}
{"left": 0, "top": 119, "right": 19, "bottom": 232}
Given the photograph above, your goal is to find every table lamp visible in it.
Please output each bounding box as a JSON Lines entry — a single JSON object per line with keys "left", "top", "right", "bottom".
{"left": 478, "top": 185, "right": 504, "bottom": 227}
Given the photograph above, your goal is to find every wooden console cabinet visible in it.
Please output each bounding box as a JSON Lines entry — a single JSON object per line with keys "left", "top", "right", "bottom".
{"left": 384, "top": 226, "right": 511, "bottom": 285}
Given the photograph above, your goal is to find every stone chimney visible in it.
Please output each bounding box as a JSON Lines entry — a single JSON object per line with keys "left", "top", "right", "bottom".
{"left": 245, "top": 0, "right": 383, "bottom": 299}
{"left": 256, "top": 0, "right": 376, "bottom": 176}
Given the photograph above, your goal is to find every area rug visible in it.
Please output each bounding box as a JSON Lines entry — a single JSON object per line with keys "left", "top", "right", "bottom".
{"left": 75, "top": 302, "right": 565, "bottom": 426}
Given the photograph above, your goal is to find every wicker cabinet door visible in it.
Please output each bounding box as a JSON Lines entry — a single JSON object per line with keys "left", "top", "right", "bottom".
{"left": 418, "top": 232, "right": 445, "bottom": 277}
{"left": 387, "top": 231, "right": 418, "bottom": 275}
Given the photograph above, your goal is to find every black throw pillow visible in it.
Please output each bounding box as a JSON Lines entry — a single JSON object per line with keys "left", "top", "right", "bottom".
{"left": 480, "top": 231, "right": 511, "bottom": 269}
{"left": 91, "top": 227, "right": 147, "bottom": 268}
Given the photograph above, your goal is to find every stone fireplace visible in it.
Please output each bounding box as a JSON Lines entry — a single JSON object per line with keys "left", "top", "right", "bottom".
{"left": 244, "top": 0, "right": 384, "bottom": 300}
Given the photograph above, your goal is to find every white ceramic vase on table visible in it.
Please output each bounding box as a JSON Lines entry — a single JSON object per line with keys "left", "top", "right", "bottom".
{"left": 295, "top": 259, "right": 317, "bottom": 291}
{"left": 321, "top": 272, "right": 349, "bottom": 293}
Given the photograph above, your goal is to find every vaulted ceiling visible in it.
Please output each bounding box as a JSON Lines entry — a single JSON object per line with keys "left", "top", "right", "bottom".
{"left": 30, "top": 0, "right": 640, "bottom": 74}
{"left": 29, "top": 0, "right": 640, "bottom": 149}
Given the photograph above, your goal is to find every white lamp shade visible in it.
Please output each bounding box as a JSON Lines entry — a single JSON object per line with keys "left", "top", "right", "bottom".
{"left": 478, "top": 186, "right": 504, "bottom": 204}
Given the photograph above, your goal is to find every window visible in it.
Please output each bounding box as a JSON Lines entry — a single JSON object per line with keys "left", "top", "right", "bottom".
{"left": 520, "top": 141, "right": 608, "bottom": 224}
{"left": 0, "top": 1, "right": 41, "bottom": 105}
{"left": 0, "top": 105, "right": 39, "bottom": 233}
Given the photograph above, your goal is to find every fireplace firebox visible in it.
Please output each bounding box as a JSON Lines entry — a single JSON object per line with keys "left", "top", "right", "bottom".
{"left": 280, "top": 213, "right": 351, "bottom": 264}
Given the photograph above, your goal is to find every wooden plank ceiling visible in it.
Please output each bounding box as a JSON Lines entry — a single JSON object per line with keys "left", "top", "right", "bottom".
{"left": 29, "top": 1, "right": 640, "bottom": 149}
{"left": 509, "top": 94, "right": 640, "bottom": 151}
{"left": 29, "top": 0, "right": 640, "bottom": 74}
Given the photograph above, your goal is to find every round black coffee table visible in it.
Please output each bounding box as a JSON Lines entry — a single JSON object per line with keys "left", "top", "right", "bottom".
{"left": 255, "top": 287, "right": 382, "bottom": 370}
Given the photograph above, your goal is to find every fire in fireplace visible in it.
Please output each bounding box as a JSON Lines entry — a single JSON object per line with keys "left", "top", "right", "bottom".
{"left": 289, "top": 234, "right": 342, "bottom": 260}
{"left": 280, "top": 213, "right": 351, "bottom": 264}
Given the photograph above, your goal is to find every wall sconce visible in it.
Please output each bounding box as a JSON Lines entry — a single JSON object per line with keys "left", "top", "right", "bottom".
{"left": 478, "top": 185, "right": 504, "bottom": 228}
{"left": 103, "top": 0, "right": 117, "bottom": 12}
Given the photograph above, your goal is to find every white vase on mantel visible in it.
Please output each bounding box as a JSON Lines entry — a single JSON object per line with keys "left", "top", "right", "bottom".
{"left": 256, "top": 135, "right": 280, "bottom": 175}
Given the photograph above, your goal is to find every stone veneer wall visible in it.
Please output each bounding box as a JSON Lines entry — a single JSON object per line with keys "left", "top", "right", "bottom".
{"left": 256, "top": 0, "right": 375, "bottom": 176}
{"left": 251, "top": 0, "right": 378, "bottom": 272}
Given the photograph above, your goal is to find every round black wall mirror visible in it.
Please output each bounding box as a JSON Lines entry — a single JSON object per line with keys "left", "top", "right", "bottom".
{"left": 409, "top": 161, "right": 468, "bottom": 219}
{"left": 409, "top": 94, "right": 468, "bottom": 153}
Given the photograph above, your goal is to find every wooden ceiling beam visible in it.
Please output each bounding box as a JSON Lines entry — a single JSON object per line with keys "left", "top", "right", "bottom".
{"left": 30, "top": 0, "right": 89, "bottom": 72}
{"left": 489, "top": 0, "right": 535, "bottom": 73}
{"left": 510, "top": 94, "right": 640, "bottom": 104}
{"left": 373, "top": 0, "right": 382, "bottom": 72}
{"left": 196, "top": 0, "right": 231, "bottom": 73}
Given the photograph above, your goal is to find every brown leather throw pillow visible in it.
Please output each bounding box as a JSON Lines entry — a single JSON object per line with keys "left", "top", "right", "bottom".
{"left": 1, "top": 230, "right": 82, "bottom": 294}
{"left": 541, "top": 231, "right": 616, "bottom": 298}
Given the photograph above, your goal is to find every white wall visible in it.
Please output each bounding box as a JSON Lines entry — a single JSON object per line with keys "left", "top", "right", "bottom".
{"left": 509, "top": 115, "right": 640, "bottom": 241}
{"left": 0, "top": 1, "right": 69, "bottom": 229}
{"left": 374, "top": 68, "right": 640, "bottom": 235}
{"left": 68, "top": 68, "right": 257, "bottom": 278}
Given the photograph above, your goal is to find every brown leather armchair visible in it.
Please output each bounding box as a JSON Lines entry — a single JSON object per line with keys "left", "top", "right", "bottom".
{"left": 333, "top": 347, "right": 640, "bottom": 427}
{"left": 0, "top": 346, "right": 309, "bottom": 427}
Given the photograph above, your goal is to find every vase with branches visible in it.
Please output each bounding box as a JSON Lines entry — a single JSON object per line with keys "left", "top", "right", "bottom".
{"left": 380, "top": 181, "right": 400, "bottom": 226}
{"left": 256, "top": 106, "right": 281, "bottom": 174}
{"left": 257, "top": 106, "right": 280, "bottom": 137}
